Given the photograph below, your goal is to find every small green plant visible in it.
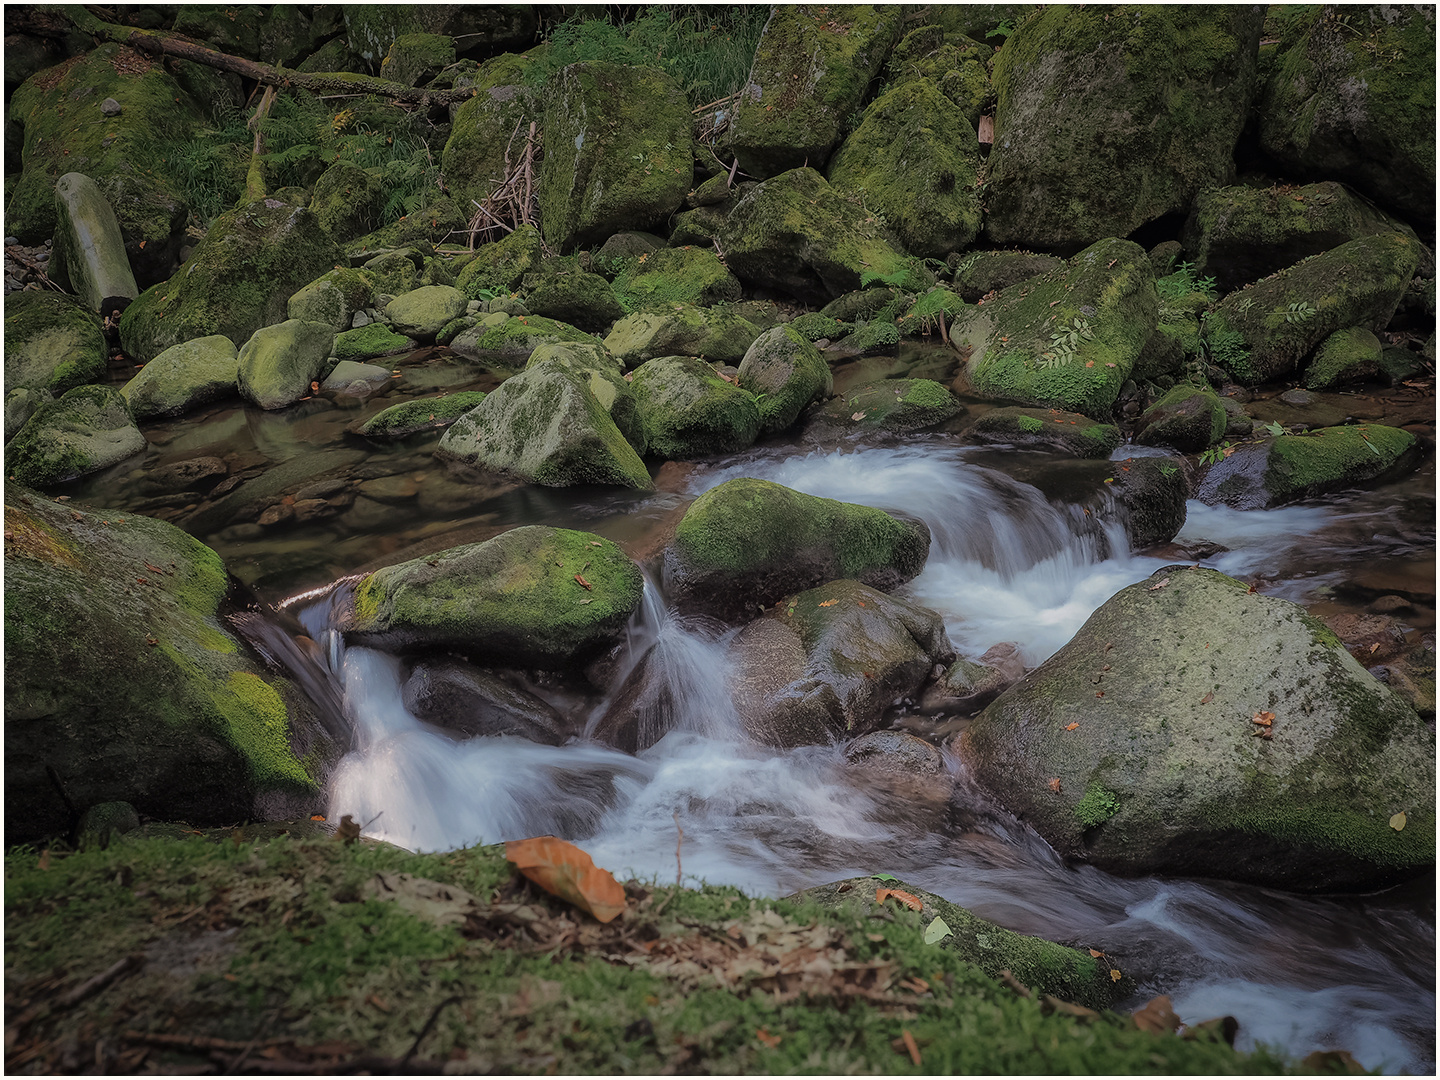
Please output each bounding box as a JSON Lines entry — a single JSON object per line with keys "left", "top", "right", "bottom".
{"left": 986, "top": 19, "right": 1017, "bottom": 41}
{"left": 1271, "top": 301, "right": 1317, "bottom": 324}
{"left": 1199, "top": 441, "right": 1232, "bottom": 466}
{"left": 1156, "top": 261, "right": 1218, "bottom": 302}
{"left": 1035, "top": 315, "right": 1095, "bottom": 370}
{"left": 1074, "top": 783, "right": 1121, "bottom": 828}
{"left": 1260, "top": 420, "right": 1286, "bottom": 436}
{"left": 953, "top": 252, "right": 982, "bottom": 277}
{"left": 1159, "top": 463, "right": 1178, "bottom": 478}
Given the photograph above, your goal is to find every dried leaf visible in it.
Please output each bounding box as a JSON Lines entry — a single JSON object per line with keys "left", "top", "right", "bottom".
{"left": 923, "top": 915, "right": 953, "bottom": 944}
{"left": 1048, "top": 778, "right": 1062, "bottom": 793}
{"left": 1132, "top": 994, "right": 1181, "bottom": 1035}
{"left": 1088, "top": 948, "right": 1104, "bottom": 959}
{"left": 818, "top": 599, "right": 838, "bottom": 607}
{"left": 1389, "top": 811, "right": 1407, "bottom": 831}
{"left": 505, "top": 836, "right": 627, "bottom": 923}
{"left": 1252, "top": 711, "right": 1275, "bottom": 726}
{"left": 574, "top": 574, "right": 593, "bottom": 590}
{"left": 1065, "top": 722, "right": 1080, "bottom": 732}
{"left": 310, "top": 814, "right": 326, "bottom": 822}
{"left": 1109, "top": 968, "right": 1123, "bottom": 982}
{"left": 756, "top": 1028, "right": 782, "bottom": 1049}
{"left": 336, "top": 814, "right": 361, "bottom": 844}
{"left": 588, "top": 541, "right": 603, "bottom": 547}
{"left": 1199, "top": 692, "right": 1214, "bottom": 705}
{"left": 875, "top": 887, "right": 922, "bottom": 912}
{"left": 1147, "top": 577, "right": 1171, "bottom": 591}
{"left": 1095, "top": 690, "right": 1105, "bottom": 698}
{"left": 851, "top": 411, "right": 867, "bottom": 421}
{"left": 899, "top": 1029, "right": 922, "bottom": 1065}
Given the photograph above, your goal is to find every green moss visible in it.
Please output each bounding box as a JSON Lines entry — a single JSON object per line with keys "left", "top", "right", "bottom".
{"left": 356, "top": 392, "right": 488, "bottom": 438}
{"left": 454, "top": 225, "right": 545, "bottom": 298}
{"left": 1017, "top": 415, "right": 1043, "bottom": 433}
{"left": 629, "top": 355, "right": 761, "bottom": 459}
{"left": 1075, "top": 783, "right": 1121, "bottom": 828}
{"left": 1264, "top": 424, "right": 1417, "bottom": 499}
{"left": 788, "top": 312, "right": 854, "bottom": 341}
{"left": 214, "top": 672, "right": 312, "bottom": 787}
{"left": 333, "top": 323, "right": 417, "bottom": 362}
{"left": 4, "top": 292, "right": 108, "bottom": 396}
{"left": 610, "top": 246, "right": 742, "bottom": 312}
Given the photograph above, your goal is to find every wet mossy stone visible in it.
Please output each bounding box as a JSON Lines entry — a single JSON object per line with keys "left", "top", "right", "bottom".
{"left": 380, "top": 32, "right": 455, "bottom": 88}
{"left": 436, "top": 359, "right": 651, "bottom": 490}
{"left": 6, "top": 384, "right": 145, "bottom": 489}
{"left": 604, "top": 305, "right": 762, "bottom": 368}
{"left": 454, "top": 224, "right": 544, "bottom": 299}
{"left": 961, "top": 565, "right": 1435, "bottom": 892}
{"left": 287, "top": 267, "right": 376, "bottom": 332}
{"left": 954, "top": 237, "right": 1157, "bottom": 420}
{"left": 538, "top": 62, "right": 693, "bottom": 252}
{"left": 985, "top": 7, "right": 1263, "bottom": 250}
{"left": 730, "top": 5, "right": 902, "bottom": 178}
{"left": 1197, "top": 424, "right": 1419, "bottom": 511}
{"left": 884, "top": 24, "right": 994, "bottom": 129}
{"left": 1135, "top": 321, "right": 1191, "bottom": 381}
{"left": 401, "top": 658, "right": 568, "bottom": 745}
{"left": 717, "top": 167, "right": 925, "bottom": 306}
{"left": 665, "top": 477, "right": 931, "bottom": 623}
{"left": 439, "top": 54, "right": 541, "bottom": 213}
{"left": 121, "top": 335, "right": 239, "bottom": 420}
{"left": 523, "top": 269, "right": 624, "bottom": 332}
{"left": 789, "top": 876, "right": 1128, "bottom": 1010}
{"left": 819, "top": 286, "right": 910, "bottom": 323}
{"left": 1134, "top": 384, "right": 1225, "bottom": 452}
{"left": 525, "top": 344, "right": 643, "bottom": 454}
{"left": 341, "top": 525, "right": 645, "bottom": 668}
{"left": 1181, "top": 181, "right": 1423, "bottom": 293}
{"left": 786, "top": 312, "right": 854, "bottom": 343}
{"left": 668, "top": 203, "right": 732, "bottom": 248}
{"left": 963, "top": 406, "right": 1121, "bottom": 458}
{"left": 1258, "top": 6, "right": 1435, "bottom": 227}
{"left": 4, "top": 488, "right": 331, "bottom": 846}
{"left": 75, "top": 799, "right": 140, "bottom": 850}
{"left": 383, "top": 285, "right": 468, "bottom": 341}
{"left": 354, "top": 391, "right": 488, "bottom": 440}
{"left": 4, "top": 291, "right": 107, "bottom": 396}
{"left": 628, "top": 355, "right": 761, "bottom": 462}
{"left": 1201, "top": 231, "right": 1421, "bottom": 385}
{"left": 1303, "top": 327, "right": 1385, "bottom": 391}
{"left": 171, "top": 5, "right": 323, "bottom": 65}
{"left": 828, "top": 78, "right": 982, "bottom": 260}
{"left": 953, "top": 250, "right": 1064, "bottom": 303}
{"left": 525, "top": 341, "right": 623, "bottom": 376}
{"left": 119, "top": 199, "right": 341, "bottom": 365}
{"left": 5, "top": 389, "right": 50, "bottom": 445}
{"left": 6, "top": 43, "right": 198, "bottom": 279}
{"left": 236, "top": 320, "right": 336, "bottom": 411}
{"left": 332, "top": 323, "right": 418, "bottom": 363}
{"left": 448, "top": 313, "right": 600, "bottom": 367}
{"left": 50, "top": 172, "right": 139, "bottom": 314}
{"left": 360, "top": 249, "right": 421, "bottom": 296}
{"left": 610, "top": 246, "right": 742, "bottom": 311}
{"left": 805, "top": 379, "right": 962, "bottom": 442}
{"left": 736, "top": 325, "right": 833, "bottom": 436}
{"left": 1091, "top": 454, "right": 1190, "bottom": 550}
{"left": 309, "top": 161, "right": 386, "bottom": 244}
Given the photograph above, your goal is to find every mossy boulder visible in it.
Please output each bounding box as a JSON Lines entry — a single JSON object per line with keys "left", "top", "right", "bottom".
{"left": 50, "top": 172, "right": 139, "bottom": 313}
{"left": 119, "top": 199, "right": 341, "bottom": 365}
{"left": 360, "top": 249, "right": 420, "bottom": 296}
{"left": 4, "top": 291, "right": 107, "bottom": 396}
{"left": 1200, "top": 231, "right": 1421, "bottom": 385}
{"left": 439, "top": 54, "right": 541, "bottom": 213}
{"left": 827, "top": 78, "right": 981, "bottom": 260}
{"left": 236, "top": 320, "right": 336, "bottom": 411}
{"left": 340, "top": 525, "right": 645, "bottom": 667}
{"left": 1181, "top": 181, "right": 1423, "bottom": 292}
{"left": 383, "top": 285, "right": 468, "bottom": 341}
{"left": 960, "top": 566, "right": 1435, "bottom": 891}
{"left": 985, "top": 7, "right": 1263, "bottom": 250}
{"left": 730, "top": 6, "right": 902, "bottom": 178}
{"left": 1134, "top": 384, "right": 1226, "bottom": 452}
{"left": 454, "top": 224, "right": 544, "bottom": 298}
{"left": 735, "top": 325, "right": 833, "bottom": 436}
{"left": 287, "top": 267, "right": 376, "bottom": 332}
{"left": 1258, "top": 6, "right": 1435, "bottom": 227}
{"left": 610, "top": 246, "right": 743, "bottom": 311}
{"left": 448, "top": 313, "right": 600, "bottom": 367}
{"left": 953, "top": 237, "right": 1157, "bottom": 419}
{"left": 825, "top": 320, "right": 901, "bottom": 359}
{"left": 953, "top": 250, "right": 1065, "bottom": 303}
{"left": 789, "top": 876, "right": 1126, "bottom": 1011}
{"left": 309, "top": 160, "right": 387, "bottom": 244}
{"left": 804, "top": 378, "right": 963, "bottom": 442}
{"left": 819, "top": 287, "right": 909, "bottom": 323}
{"left": 629, "top": 356, "right": 761, "bottom": 462}
{"left": 333, "top": 323, "right": 418, "bottom": 363}
{"left": 963, "top": 406, "right": 1122, "bottom": 458}
{"left": 4, "top": 488, "right": 332, "bottom": 846}
{"left": 664, "top": 478, "right": 931, "bottom": 623}
{"left": 1302, "top": 326, "right": 1385, "bottom": 391}
{"left": 6, "top": 384, "right": 145, "bottom": 489}
{"left": 353, "top": 391, "right": 488, "bottom": 440}
{"left": 538, "top": 62, "right": 693, "bottom": 251}
{"left": 436, "top": 358, "right": 651, "bottom": 489}
{"left": 380, "top": 32, "right": 455, "bottom": 88}
{"left": 5, "top": 389, "right": 50, "bottom": 446}
{"left": 729, "top": 580, "right": 955, "bottom": 747}
{"left": 523, "top": 269, "right": 624, "bottom": 332}
{"left": 172, "top": 5, "right": 325, "bottom": 65}
{"left": 884, "top": 24, "right": 994, "bottom": 128}
{"left": 525, "top": 343, "right": 643, "bottom": 453}
{"left": 1073, "top": 454, "right": 1190, "bottom": 550}
{"left": 1197, "top": 424, "right": 1420, "bottom": 510}
{"left": 6, "top": 43, "right": 198, "bottom": 281}
{"left": 605, "top": 305, "right": 762, "bottom": 368}
{"left": 718, "top": 168, "right": 925, "bottom": 306}
{"left": 121, "top": 335, "right": 239, "bottom": 420}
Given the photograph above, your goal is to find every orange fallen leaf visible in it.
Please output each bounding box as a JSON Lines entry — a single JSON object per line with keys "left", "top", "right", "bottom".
{"left": 310, "top": 814, "right": 326, "bottom": 821}
{"left": 506, "top": 836, "right": 627, "bottom": 923}
{"left": 756, "top": 1027, "right": 781, "bottom": 1048}
{"left": 1199, "top": 692, "right": 1214, "bottom": 705}
{"left": 818, "top": 599, "right": 838, "bottom": 607}
{"left": 1095, "top": 690, "right": 1105, "bottom": 698}
{"left": 1253, "top": 711, "right": 1275, "bottom": 726}
{"left": 1088, "top": 948, "right": 1105, "bottom": 958}
{"left": 574, "top": 574, "right": 593, "bottom": 590}
{"left": 875, "top": 887, "right": 923, "bottom": 911}
{"left": 1110, "top": 968, "right": 1123, "bottom": 982}
{"left": 1065, "top": 722, "right": 1080, "bottom": 732}
{"left": 899, "top": 1028, "right": 922, "bottom": 1065}
{"left": 1133, "top": 994, "right": 1181, "bottom": 1035}
{"left": 1048, "top": 778, "right": 1062, "bottom": 793}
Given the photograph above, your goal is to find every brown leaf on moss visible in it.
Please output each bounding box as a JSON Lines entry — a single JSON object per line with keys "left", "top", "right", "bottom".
{"left": 506, "top": 836, "right": 626, "bottom": 923}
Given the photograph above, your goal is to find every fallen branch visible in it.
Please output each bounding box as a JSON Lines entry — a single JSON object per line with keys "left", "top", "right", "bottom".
{"left": 244, "top": 85, "right": 277, "bottom": 202}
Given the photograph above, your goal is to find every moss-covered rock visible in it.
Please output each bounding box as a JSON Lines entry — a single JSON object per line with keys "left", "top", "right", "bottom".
{"left": 448, "top": 313, "right": 600, "bottom": 367}
{"left": 380, "top": 32, "right": 455, "bottom": 87}
{"left": 954, "top": 237, "right": 1157, "bottom": 419}
{"left": 332, "top": 323, "right": 418, "bottom": 363}
{"left": 1182, "top": 181, "right": 1423, "bottom": 292}
{"left": 1134, "top": 383, "right": 1226, "bottom": 452}
{"left": 287, "top": 267, "right": 376, "bottom": 332}
{"left": 309, "top": 160, "right": 387, "bottom": 244}
{"left": 4, "top": 488, "right": 332, "bottom": 845}
{"left": 1200, "top": 231, "right": 1421, "bottom": 384}
{"left": 50, "top": 172, "right": 139, "bottom": 313}
{"left": 6, "top": 384, "right": 145, "bottom": 488}
{"left": 172, "top": 5, "right": 325, "bottom": 65}
{"left": 884, "top": 23, "right": 993, "bottom": 129}
{"left": 4, "top": 291, "right": 107, "bottom": 396}
{"left": 664, "top": 478, "right": 931, "bottom": 623}
{"left": 828, "top": 79, "right": 981, "bottom": 260}
{"left": 436, "top": 358, "right": 651, "bottom": 489}
{"left": 985, "top": 7, "right": 1263, "bottom": 250}
{"left": 454, "top": 224, "right": 544, "bottom": 298}
{"left": 825, "top": 320, "right": 902, "bottom": 359}
{"left": 439, "top": 53, "right": 541, "bottom": 213}
{"left": 353, "top": 391, "right": 488, "bottom": 440}
{"left": 960, "top": 565, "right": 1435, "bottom": 891}
{"left": 786, "top": 311, "right": 855, "bottom": 343}
{"left": 610, "top": 246, "right": 742, "bottom": 311}
{"left": 819, "top": 286, "right": 910, "bottom": 323}
{"left": 718, "top": 167, "right": 925, "bottom": 306}
{"left": 538, "top": 62, "right": 692, "bottom": 251}
{"left": 953, "top": 249, "right": 1064, "bottom": 302}
{"left": 344, "top": 6, "right": 423, "bottom": 68}
{"left": 523, "top": 269, "right": 624, "bottom": 332}
{"left": 340, "top": 525, "right": 645, "bottom": 667}
{"left": 360, "top": 249, "right": 420, "bottom": 296}
{"left": 1302, "top": 326, "right": 1385, "bottom": 391}
{"left": 5, "top": 388, "right": 50, "bottom": 445}
{"left": 730, "top": 6, "right": 902, "bottom": 177}
{"left": 963, "top": 406, "right": 1121, "bottom": 458}
{"left": 121, "top": 335, "right": 239, "bottom": 420}
{"left": 1197, "top": 424, "right": 1420, "bottom": 510}
{"left": 604, "top": 305, "right": 762, "bottom": 368}
{"left": 1258, "top": 6, "right": 1435, "bottom": 227}
{"left": 236, "top": 320, "right": 336, "bottom": 411}
{"left": 525, "top": 343, "right": 644, "bottom": 453}
{"left": 735, "top": 325, "right": 832, "bottom": 436}
{"left": 383, "top": 285, "right": 468, "bottom": 341}
{"left": 119, "top": 199, "right": 341, "bottom": 365}
{"left": 804, "top": 378, "right": 962, "bottom": 441}
{"left": 629, "top": 355, "right": 761, "bottom": 461}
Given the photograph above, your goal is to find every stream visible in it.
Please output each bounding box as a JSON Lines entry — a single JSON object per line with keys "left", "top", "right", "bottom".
{"left": 70, "top": 346, "right": 1436, "bottom": 1072}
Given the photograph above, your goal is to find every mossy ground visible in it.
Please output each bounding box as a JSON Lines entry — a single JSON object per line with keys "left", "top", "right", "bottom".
{"left": 3, "top": 832, "right": 1300, "bottom": 1075}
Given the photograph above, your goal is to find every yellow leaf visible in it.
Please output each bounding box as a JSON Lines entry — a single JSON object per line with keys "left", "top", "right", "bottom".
{"left": 1390, "top": 812, "right": 1407, "bottom": 831}
{"left": 1065, "top": 722, "right": 1079, "bottom": 732}
{"left": 1110, "top": 968, "right": 1123, "bottom": 982}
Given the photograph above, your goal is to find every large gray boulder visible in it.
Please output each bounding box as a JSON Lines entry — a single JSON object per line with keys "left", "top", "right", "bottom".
{"left": 4, "top": 291, "right": 108, "bottom": 396}
{"left": 236, "top": 319, "right": 337, "bottom": 410}
{"left": 604, "top": 306, "right": 762, "bottom": 368}
{"left": 121, "top": 335, "right": 239, "bottom": 420}
{"left": 49, "top": 172, "right": 139, "bottom": 314}
{"left": 6, "top": 384, "right": 145, "bottom": 488}
{"left": 735, "top": 325, "right": 832, "bottom": 435}
{"left": 383, "top": 285, "right": 468, "bottom": 341}
{"left": 959, "top": 566, "right": 1435, "bottom": 891}
{"left": 629, "top": 355, "right": 761, "bottom": 461}
{"left": 1197, "top": 424, "right": 1419, "bottom": 510}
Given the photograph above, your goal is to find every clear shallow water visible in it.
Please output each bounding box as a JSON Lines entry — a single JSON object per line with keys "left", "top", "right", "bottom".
{"left": 312, "top": 442, "right": 1434, "bottom": 1074}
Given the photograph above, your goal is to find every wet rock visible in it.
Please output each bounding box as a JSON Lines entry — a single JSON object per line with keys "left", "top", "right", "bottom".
{"left": 919, "top": 642, "right": 1026, "bottom": 715}
{"left": 804, "top": 379, "right": 963, "bottom": 443}
{"left": 439, "top": 54, "right": 541, "bottom": 214}
{"left": 629, "top": 355, "right": 761, "bottom": 460}
{"left": 1134, "top": 384, "right": 1226, "bottom": 452}
{"left": 1302, "top": 327, "right": 1385, "bottom": 391}
{"left": 736, "top": 325, "right": 832, "bottom": 436}
{"left": 333, "top": 323, "right": 418, "bottom": 363}
{"left": 607, "top": 246, "right": 742, "bottom": 310}
{"left": 962, "top": 406, "right": 1121, "bottom": 458}
{"left": 354, "top": 392, "right": 488, "bottom": 439}
{"left": 959, "top": 566, "right": 1435, "bottom": 891}
{"left": 523, "top": 269, "right": 623, "bottom": 333}
{"left": 7, "top": 384, "right": 145, "bottom": 488}
{"left": 4, "top": 291, "right": 108, "bottom": 396}
{"left": 75, "top": 800, "right": 139, "bottom": 849}
{"left": 1197, "top": 424, "right": 1419, "bottom": 510}
{"left": 1373, "top": 645, "right": 1436, "bottom": 722}
{"left": 448, "top": 313, "right": 600, "bottom": 367}
{"left": 121, "top": 335, "right": 239, "bottom": 420}
{"left": 455, "top": 225, "right": 544, "bottom": 299}
{"left": 4, "top": 387, "right": 49, "bottom": 444}
{"left": 145, "top": 456, "right": 228, "bottom": 495}
{"left": 287, "top": 267, "right": 376, "bottom": 332}
{"left": 525, "top": 344, "right": 643, "bottom": 453}
{"left": 384, "top": 285, "right": 469, "bottom": 341}
{"left": 1320, "top": 611, "right": 1409, "bottom": 666}
{"left": 844, "top": 730, "right": 943, "bottom": 776}
{"left": 953, "top": 250, "right": 1064, "bottom": 303}
{"left": 605, "top": 305, "right": 762, "bottom": 368}
{"left": 49, "top": 172, "right": 139, "bottom": 313}
{"left": 236, "top": 319, "right": 336, "bottom": 410}
{"left": 321, "top": 361, "right": 392, "bottom": 396}
{"left": 402, "top": 659, "right": 569, "bottom": 744}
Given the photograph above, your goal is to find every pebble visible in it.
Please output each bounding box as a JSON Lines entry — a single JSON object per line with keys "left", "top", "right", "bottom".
{"left": 4, "top": 236, "right": 18, "bottom": 246}
{"left": 351, "top": 310, "right": 371, "bottom": 328}
{"left": 100, "top": 98, "right": 123, "bottom": 115}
